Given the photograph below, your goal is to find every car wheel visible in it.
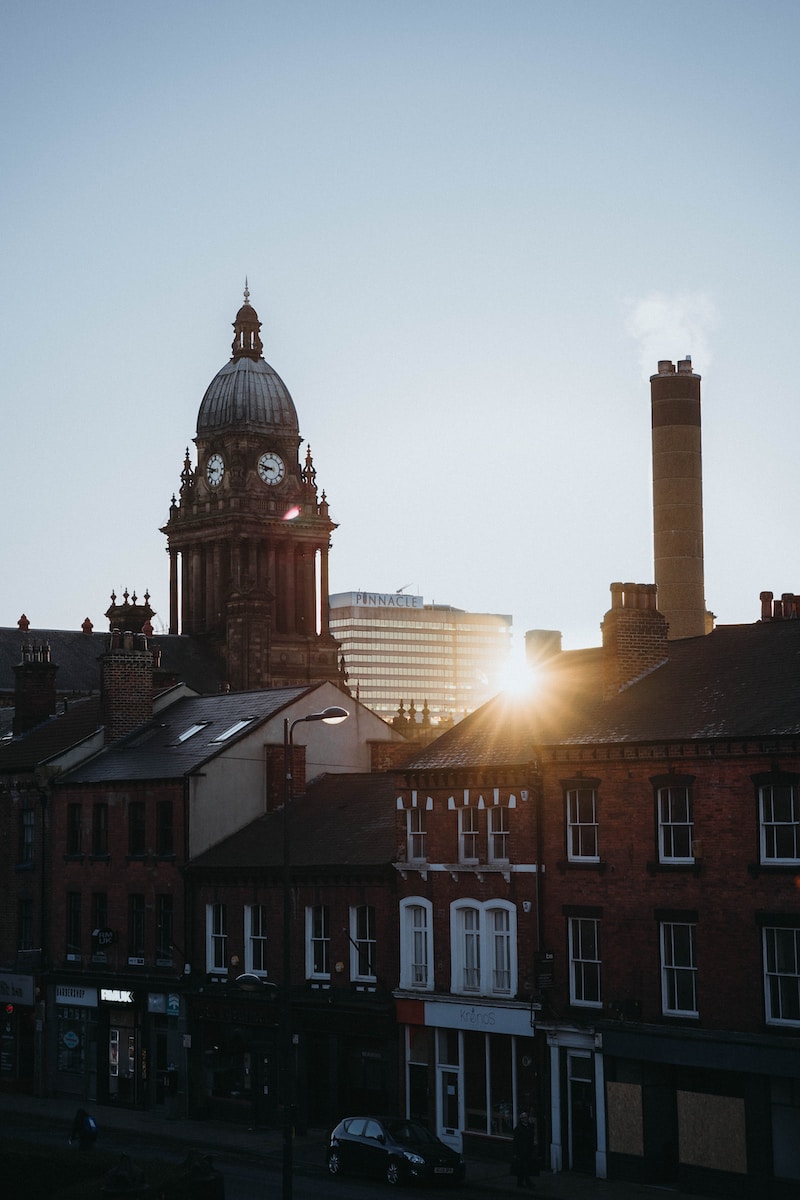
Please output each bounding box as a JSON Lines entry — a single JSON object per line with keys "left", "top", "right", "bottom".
{"left": 386, "top": 1158, "right": 403, "bottom": 1186}
{"left": 328, "top": 1149, "right": 342, "bottom": 1177}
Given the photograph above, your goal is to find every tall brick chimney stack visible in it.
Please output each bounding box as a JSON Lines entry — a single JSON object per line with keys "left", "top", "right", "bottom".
{"left": 13, "top": 642, "right": 58, "bottom": 735}
{"left": 602, "top": 582, "right": 669, "bottom": 699}
{"left": 100, "top": 630, "right": 158, "bottom": 743}
{"left": 650, "top": 357, "right": 709, "bottom": 640}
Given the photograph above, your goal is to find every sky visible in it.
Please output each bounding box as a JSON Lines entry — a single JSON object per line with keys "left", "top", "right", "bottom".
{"left": 3, "top": 0, "right": 799, "bottom": 654}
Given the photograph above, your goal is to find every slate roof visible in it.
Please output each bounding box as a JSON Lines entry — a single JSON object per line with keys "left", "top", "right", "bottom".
{"left": 0, "top": 695, "right": 102, "bottom": 774}
{"left": 402, "top": 620, "right": 800, "bottom": 772}
{"left": 60, "top": 685, "right": 322, "bottom": 785}
{"left": 188, "top": 772, "right": 399, "bottom": 871}
{"left": 0, "top": 628, "right": 223, "bottom": 699}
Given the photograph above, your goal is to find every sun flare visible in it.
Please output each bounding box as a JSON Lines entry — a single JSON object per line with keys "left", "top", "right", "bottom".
{"left": 497, "top": 655, "right": 542, "bottom": 697}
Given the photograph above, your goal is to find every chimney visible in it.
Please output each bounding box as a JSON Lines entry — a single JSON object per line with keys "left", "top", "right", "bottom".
{"left": 760, "top": 591, "right": 800, "bottom": 621}
{"left": 650, "top": 358, "right": 709, "bottom": 639}
{"left": 602, "top": 583, "right": 668, "bottom": 699}
{"left": 100, "top": 629, "right": 155, "bottom": 743}
{"left": 12, "top": 642, "right": 58, "bottom": 735}
{"left": 525, "top": 629, "right": 563, "bottom": 667}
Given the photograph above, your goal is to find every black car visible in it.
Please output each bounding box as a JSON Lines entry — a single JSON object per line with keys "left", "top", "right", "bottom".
{"left": 327, "top": 1115, "right": 466, "bottom": 1187}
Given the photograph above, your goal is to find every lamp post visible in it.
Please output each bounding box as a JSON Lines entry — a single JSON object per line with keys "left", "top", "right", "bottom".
{"left": 281, "top": 705, "right": 349, "bottom": 1200}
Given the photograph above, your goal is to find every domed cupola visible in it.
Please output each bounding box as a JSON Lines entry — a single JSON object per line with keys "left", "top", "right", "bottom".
{"left": 196, "top": 283, "right": 299, "bottom": 437}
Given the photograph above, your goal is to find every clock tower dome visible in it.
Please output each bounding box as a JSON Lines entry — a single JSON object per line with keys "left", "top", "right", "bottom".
{"left": 162, "top": 287, "right": 344, "bottom": 691}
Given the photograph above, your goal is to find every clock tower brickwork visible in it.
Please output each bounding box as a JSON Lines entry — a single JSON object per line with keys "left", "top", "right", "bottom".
{"left": 162, "top": 289, "right": 344, "bottom": 692}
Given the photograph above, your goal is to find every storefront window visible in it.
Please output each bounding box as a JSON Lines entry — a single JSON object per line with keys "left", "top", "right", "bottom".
{"left": 463, "top": 1031, "right": 487, "bottom": 1131}
{"left": 489, "top": 1035, "right": 514, "bottom": 1136}
{"left": 57, "top": 1006, "right": 88, "bottom": 1075}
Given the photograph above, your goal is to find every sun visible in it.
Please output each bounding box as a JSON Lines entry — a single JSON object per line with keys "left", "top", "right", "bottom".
{"left": 497, "top": 654, "right": 542, "bottom": 698}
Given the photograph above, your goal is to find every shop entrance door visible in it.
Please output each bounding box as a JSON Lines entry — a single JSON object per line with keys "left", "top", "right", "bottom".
{"left": 437, "top": 1067, "right": 461, "bottom": 1149}
{"left": 108, "top": 1009, "right": 140, "bottom": 1106}
{"left": 435, "top": 1028, "right": 462, "bottom": 1150}
{"left": 567, "top": 1052, "right": 595, "bottom": 1173}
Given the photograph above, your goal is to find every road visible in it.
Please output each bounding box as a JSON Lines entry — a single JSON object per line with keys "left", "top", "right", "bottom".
{"left": 1, "top": 1106, "right": 478, "bottom": 1200}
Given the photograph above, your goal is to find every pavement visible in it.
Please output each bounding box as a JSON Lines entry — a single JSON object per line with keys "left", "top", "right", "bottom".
{"left": 0, "top": 1089, "right": 716, "bottom": 1200}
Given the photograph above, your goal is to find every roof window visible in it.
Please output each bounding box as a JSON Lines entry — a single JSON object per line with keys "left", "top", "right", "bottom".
{"left": 211, "top": 718, "right": 254, "bottom": 743}
{"left": 177, "top": 723, "right": 209, "bottom": 743}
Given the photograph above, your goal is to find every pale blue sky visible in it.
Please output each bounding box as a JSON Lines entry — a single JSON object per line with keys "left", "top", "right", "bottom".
{"left": 3, "top": 1, "right": 799, "bottom": 652}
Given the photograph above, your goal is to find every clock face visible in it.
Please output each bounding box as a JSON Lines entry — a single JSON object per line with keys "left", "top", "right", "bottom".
{"left": 258, "top": 451, "right": 285, "bottom": 485}
{"left": 206, "top": 453, "right": 225, "bottom": 487}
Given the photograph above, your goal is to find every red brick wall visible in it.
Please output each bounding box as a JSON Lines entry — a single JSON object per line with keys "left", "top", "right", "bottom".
{"left": 538, "top": 746, "right": 800, "bottom": 1031}
{"left": 100, "top": 649, "right": 154, "bottom": 743}
{"left": 49, "top": 779, "right": 186, "bottom": 971}
{"left": 393, "top": 783, "right": 540, "bottom": 993}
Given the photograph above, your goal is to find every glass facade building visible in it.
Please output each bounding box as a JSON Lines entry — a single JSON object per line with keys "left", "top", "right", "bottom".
{"left": 329, "top": 591, "right": 513, "bottom": 726}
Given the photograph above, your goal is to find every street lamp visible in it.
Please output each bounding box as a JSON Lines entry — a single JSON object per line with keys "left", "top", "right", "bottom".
{"left": 281, "top": 705, "right": 349, "bottom": 1200}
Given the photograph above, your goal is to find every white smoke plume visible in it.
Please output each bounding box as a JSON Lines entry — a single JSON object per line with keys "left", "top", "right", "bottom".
{"left": 626, "top": 292, "right": 719, "bottom": 379}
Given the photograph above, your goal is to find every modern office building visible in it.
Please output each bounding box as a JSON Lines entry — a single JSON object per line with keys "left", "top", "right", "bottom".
{"left": 329, "top": 590, "right": 513, "bottom": 725}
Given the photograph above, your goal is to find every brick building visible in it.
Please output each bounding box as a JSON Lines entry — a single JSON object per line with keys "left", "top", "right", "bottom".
{"left": 185, "top": 772, "right": 402, "bottom": 1129}
{"left": 393, "top": 585, "right": 800, "bottom": 1198}
{"left": 45, "top": 678, "right": 404, "bottom": 1111}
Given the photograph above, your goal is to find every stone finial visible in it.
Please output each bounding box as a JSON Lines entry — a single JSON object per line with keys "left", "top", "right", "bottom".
{"left": 18, "top": 614, "right": 30, "bottom": 631}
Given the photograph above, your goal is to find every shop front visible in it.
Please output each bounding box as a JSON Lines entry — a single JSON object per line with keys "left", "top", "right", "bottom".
{"left": 0, "top": 972, "right": 37, "bottom": 1092}
{"left": 601, "top": 1024, "right": 800, "bottom": 1200}
{"left": 188, "top": 990, "right": 280, "bottom": 1125}
{"left": 397, "top": 996, "right": 538, "bottom": 1157}
{"left": 49, "top": 980, "right": 185, "bottom": 1110}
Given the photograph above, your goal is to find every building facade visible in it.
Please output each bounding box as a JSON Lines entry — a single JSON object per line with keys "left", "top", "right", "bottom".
{"left": 329, "top": 590, "right": 512, "bottom": 725}
{"left": 185, "top": 773, "right": 403, "bottom": 1130}
{"left": 394, "top": 584, "right": 800, "bottom": 1199}
{"left": 392, "top": 775, "right": 541, "bottom": 1158}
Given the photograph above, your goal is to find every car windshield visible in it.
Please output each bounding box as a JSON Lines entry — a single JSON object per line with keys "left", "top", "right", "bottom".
{"left": 384, "top": 1120, "right": 439, "bottom": 1146}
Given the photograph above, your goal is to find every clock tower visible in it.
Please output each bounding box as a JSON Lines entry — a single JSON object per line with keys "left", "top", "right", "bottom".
{"left": 162, "top": 287, "right": 344, "bottom": 692}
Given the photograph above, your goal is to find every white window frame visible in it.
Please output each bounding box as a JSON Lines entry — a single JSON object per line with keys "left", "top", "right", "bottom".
{"left": 206, "top": 902, "right": 227, "bottom": 975}
{"left": 459, "top": 806, "right": 480, "bottom": 864}
{"left": 407, "top": 808, "right": 427, "bottom": 862}
{"left": 568, "top": 916, "right": 601, "bottom": 1007}
{"left": 350, "top": 904, "right": 377, "bottom": 982}
{"left": 400, "top": 897, "right": 433, "bottom": 991}
{"left": 488, "top": 805, "right": 510, "bottom": 863}
{"left": 211, "top": 718, "right": 253, "bottom": 743}
{"left": 305, "top": 904, "right": 330, "bottom": 980}
{"left": 660, "top": 922, "right": 698, "bottom": 1017}
{"left": 450, "top": 899, "right": 517, "bottom": 998}
{"left": 244, "top": 904, "right": 268, "bottom": 975}
{"left": 657, "top": 785, "right": 694, "bottom": 863}
{"left": 566, "top": 787, "right": 599, "bottom": 862}
{"left": 759, "top": 783, "right": 800, "bottom": 864}
{"left": 764, "top": 926, "right": 800, "bottom": 1026}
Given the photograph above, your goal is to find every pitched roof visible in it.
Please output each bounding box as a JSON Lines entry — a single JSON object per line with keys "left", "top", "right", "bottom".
{"left": 561, "top": 621, "right": 800, "bottom": 744}
{"left": 188, "top": 772, "right": 399, "bottom": 871}
{"left": 59, "top": 685, "right": 323, "bottom": 784}
{"left": 0, "top": 695, "right": 102, "bottom": 774}
{"left": 402, "top": 620, "right": 800, "bottom": 772}
{"left": 0, "top": 627, "right": 223, "bottom": 698}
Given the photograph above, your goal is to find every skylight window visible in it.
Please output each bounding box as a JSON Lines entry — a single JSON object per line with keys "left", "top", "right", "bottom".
{"left": 177, "top": 723, "right": 209, "bottom": 743}
{"left": 211, "top": 718, "right": 254, "bottom": 743}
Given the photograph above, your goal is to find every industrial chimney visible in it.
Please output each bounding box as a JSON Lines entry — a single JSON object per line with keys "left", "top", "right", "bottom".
{"left": 650, "top": 357, "right": 709, "bottom": 640}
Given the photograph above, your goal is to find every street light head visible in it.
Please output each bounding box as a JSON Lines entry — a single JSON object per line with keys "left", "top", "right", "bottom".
{"left": 319, "top": 705, "right": 349, "bottom": 725}
{"left": 297, "top": 705, "right": 349, "bottom": 726}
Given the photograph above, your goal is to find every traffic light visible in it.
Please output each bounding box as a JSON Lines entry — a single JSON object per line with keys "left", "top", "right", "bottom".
{"left": 4, "top": 1004, "right": 14, "bottom": 1015}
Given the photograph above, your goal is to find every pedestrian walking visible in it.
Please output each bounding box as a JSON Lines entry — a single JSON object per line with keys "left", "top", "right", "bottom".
{"left": 69, "top": 1106, "right": 98, "bottom": 1149}
{"left": 512, "top": 1110, "right": 538, "bottom": 1187}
